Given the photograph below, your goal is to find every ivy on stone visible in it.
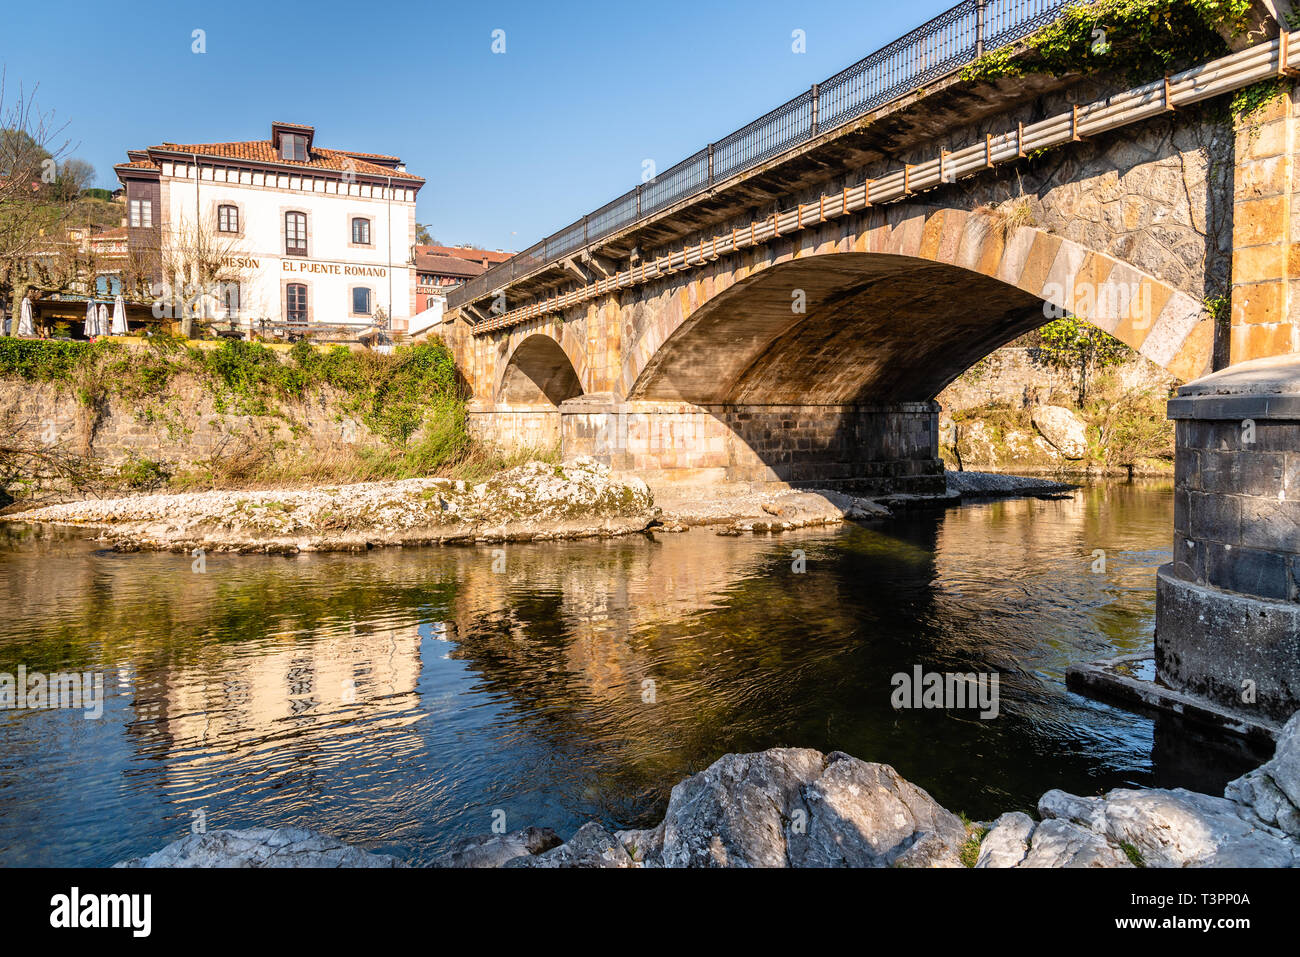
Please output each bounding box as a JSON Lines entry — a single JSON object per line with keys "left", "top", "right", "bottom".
{"left": 961, "top": 0, "right": 1253, "bottom": 87}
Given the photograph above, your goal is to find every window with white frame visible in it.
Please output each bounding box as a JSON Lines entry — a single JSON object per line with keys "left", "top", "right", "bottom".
{"left": 129, "top": 199, "right": 153, "bottom": 228}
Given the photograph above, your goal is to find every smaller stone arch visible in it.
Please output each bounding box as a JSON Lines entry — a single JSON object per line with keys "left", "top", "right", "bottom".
{"left": 496, "top": 333, "right": 585, "bottom": 406}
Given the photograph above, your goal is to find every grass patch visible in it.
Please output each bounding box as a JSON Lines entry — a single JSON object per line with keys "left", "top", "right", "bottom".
{"left": 1119, "top": 840, "right": 1146, "bottom": 867}
{"left": 117, "top": 457, "right": 170, "bottom": 491}
{"left": 958, "top": 813, "right": 990, "bottom": 868}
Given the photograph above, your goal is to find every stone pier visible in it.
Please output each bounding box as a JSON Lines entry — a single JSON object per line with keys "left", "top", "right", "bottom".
{"left": 556, "top": 396, "right": 943, "bottom": 494}
{"left": 1158, "top": 356, "right": 1300, "bottom": 726}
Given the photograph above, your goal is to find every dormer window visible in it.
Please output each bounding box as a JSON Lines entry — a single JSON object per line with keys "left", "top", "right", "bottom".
{"left": 280, "top": 133, "right": 308, "bottom": 162}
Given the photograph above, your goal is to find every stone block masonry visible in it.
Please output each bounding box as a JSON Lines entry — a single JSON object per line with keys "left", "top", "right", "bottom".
{"left": 1231, "top": 83, "right": 1300, "bottom": 362}
{"left": 466, "top": 402, "right": 560, "bottom": 454}
{"left": 556, "top": 396, "right": 942, "bottom": 494}
{"left": 1159, "top": 355, "right": 1300, "bottom": 725}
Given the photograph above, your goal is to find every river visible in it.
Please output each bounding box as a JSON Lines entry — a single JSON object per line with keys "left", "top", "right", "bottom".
{"left": 0, "top": 479, "right": 1267, "bottom": 866}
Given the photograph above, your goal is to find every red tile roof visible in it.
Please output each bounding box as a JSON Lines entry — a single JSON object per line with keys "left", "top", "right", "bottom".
{"left": 416, "top": 244, "right": 512, "bottom": 264}
{"left": 146, "top": 140, "right": 423, "bottom": 182}
{"left": 115, "top": 124, "right": 423, "bottom": 186}
{"left": 414, "top": 251, "right": 487, "bottom": 278}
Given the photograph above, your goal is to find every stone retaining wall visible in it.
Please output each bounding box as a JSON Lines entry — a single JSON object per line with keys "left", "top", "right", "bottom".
{"left": 0, "top": 375, "right": 378, "bottom": 484}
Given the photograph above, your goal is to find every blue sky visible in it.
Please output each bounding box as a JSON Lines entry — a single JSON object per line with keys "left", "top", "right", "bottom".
{"left": 2, "top": 0, "right": 954, "bottom": 252}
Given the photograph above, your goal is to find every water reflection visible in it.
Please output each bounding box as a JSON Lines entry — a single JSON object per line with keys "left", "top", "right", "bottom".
{"left": 0, "top": 481, "right": 1265, "bottom": 867}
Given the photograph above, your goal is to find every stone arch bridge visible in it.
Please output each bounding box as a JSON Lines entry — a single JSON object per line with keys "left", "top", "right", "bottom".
{"left": 434, "top": 2, "right": 1300, "bottom": 725}
{"left": 439, "top": 7, "right": 1299, "bottom": 496}
{"left": 471, "top": 208, "right": 1212, "bottom": 495}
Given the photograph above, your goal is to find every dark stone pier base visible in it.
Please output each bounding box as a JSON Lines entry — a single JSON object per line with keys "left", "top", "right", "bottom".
{"left": 1072, "top": 356, "right": 1300, "bottom": 735}
{"left": 1155, "top": 356, "right": 1300, "bottom": 726}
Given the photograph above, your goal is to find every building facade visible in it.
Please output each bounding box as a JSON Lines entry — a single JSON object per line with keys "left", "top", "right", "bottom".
{"left": 413, "top": 245, "right": 512, "bottom": 312}
{"left": 114, "top": 122, "right": 424, "bottom": 334}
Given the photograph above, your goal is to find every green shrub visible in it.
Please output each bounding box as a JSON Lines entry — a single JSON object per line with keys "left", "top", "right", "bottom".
{"left": 1, "top": 337, "right": 471, "bottom": 487}
{"left": 0, "top": 337, "right": 106, "bottom": 381}
{"left": 117, "top": 457, "right": 170, "bottom": 490}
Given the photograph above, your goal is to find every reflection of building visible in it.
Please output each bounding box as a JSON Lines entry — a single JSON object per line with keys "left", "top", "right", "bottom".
{"left": 114, "top": 121, "right": 425, "bottom": 333}
{"left": 151, "top": 624, "right": 425, "bottom": 761}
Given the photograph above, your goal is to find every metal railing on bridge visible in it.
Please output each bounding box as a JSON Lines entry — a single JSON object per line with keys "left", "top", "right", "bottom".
{"left": 449, "top": 0, "right": 1071, "bottom": 313}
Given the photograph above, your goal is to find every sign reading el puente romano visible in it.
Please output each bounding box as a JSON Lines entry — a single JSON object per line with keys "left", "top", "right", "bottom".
{"left": 282, "top": 262, "right": 388, "bottom": 277}
{"left": 115, "top": 120, "right": 423, "bottom": 331}
{"left": 223, "top": 257, "right": 389, "bottom": 278}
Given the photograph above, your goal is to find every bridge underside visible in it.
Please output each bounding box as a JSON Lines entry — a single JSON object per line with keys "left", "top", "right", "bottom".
{"left": 565, "top": 256, "right": 1050, "bottom": 493}
{"left": 630, "top": 254, "right": 1045, "bottom": 405}
{"left": 473, "top": 246, "right": 1179, "bottom": 494}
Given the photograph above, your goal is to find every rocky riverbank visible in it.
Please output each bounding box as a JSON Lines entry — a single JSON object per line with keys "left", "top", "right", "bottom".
{"left": 117, "top": 711, "right": 1300, "bottom": 868}
{"left": 1, "top": 458, "right": 657, "bottom": 552}
{"left": 1, "top": 462, "right": 1074, "bottom": 552}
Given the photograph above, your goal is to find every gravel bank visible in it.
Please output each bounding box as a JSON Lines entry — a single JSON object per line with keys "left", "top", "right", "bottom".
{"left": 2, "top": 466, "right": 1075, "bottom": 551}
{"left": 0, "top": 458, "right": 656, "bottom": 553}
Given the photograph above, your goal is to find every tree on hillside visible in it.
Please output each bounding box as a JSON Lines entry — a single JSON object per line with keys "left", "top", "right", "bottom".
{"left": 415, "top": 223, "right": 434, "bottom": 245}
{"left": 54, "top": 158, "right": 96, "bottom": 201}
{"left": 1033, "top": 316, "right": 1131, "bottom": 406}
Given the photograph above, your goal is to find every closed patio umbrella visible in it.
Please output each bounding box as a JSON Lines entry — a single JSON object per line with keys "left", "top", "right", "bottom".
{"left": 17, "top": 298, "right": 35, "bottom": 336}
{"left": 97, "top": 301, "right": 109, "bottom": 338}
{"left": 86, "top": 298, "right": 97, "bottom": 337}
{"left": 111, "top": 295, "right": 127, "bottom": 335}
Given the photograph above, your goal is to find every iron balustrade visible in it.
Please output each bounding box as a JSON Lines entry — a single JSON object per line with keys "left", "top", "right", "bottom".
{"left": 450, "top": 0, "right": 1071, "bottom": 313}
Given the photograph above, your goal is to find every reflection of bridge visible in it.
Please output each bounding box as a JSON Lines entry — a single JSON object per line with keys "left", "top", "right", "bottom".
{"left": 433, "top": 3, "right": 1300, "bottom": 740}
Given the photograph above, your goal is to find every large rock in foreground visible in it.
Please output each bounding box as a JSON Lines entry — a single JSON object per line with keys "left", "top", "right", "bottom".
{"left": 428, "top": 826, "right": 562, "bottom": 868}
{"left": 115, "top": 713, "right": 1300, "bottom": 868}
{"left": 1226, "top": 712, "right": 1300, "bottom": 840}
{"left": 608, "top": 749, "right": 966, "bottom": 868}
{"left": 114, "top": 827, "right": 405, "bottom": 868}
{"left": 974, "top": 712, "right": 1300, "bottom": 868}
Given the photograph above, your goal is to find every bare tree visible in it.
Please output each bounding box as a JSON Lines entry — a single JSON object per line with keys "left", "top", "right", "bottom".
{"left": 156, "top": 213, "right": 253, "bottom": 337}
{"left": 55, "top": 157, "right": 96, "bottom": 200}
{"left": 0, "top": 69, "right": 74, "bottom": 304}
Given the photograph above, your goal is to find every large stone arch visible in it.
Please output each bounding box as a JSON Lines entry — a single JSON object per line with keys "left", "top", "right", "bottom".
{"left": 624, "top": 208, "right": 1214, "bottom": 404}
{"left": 495, "top": 332, "right": 586, "bottom": 407}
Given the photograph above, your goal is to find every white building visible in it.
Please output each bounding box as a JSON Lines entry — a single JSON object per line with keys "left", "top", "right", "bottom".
{"left": 114, "top": 121, "right": 424, "bottom": 334}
